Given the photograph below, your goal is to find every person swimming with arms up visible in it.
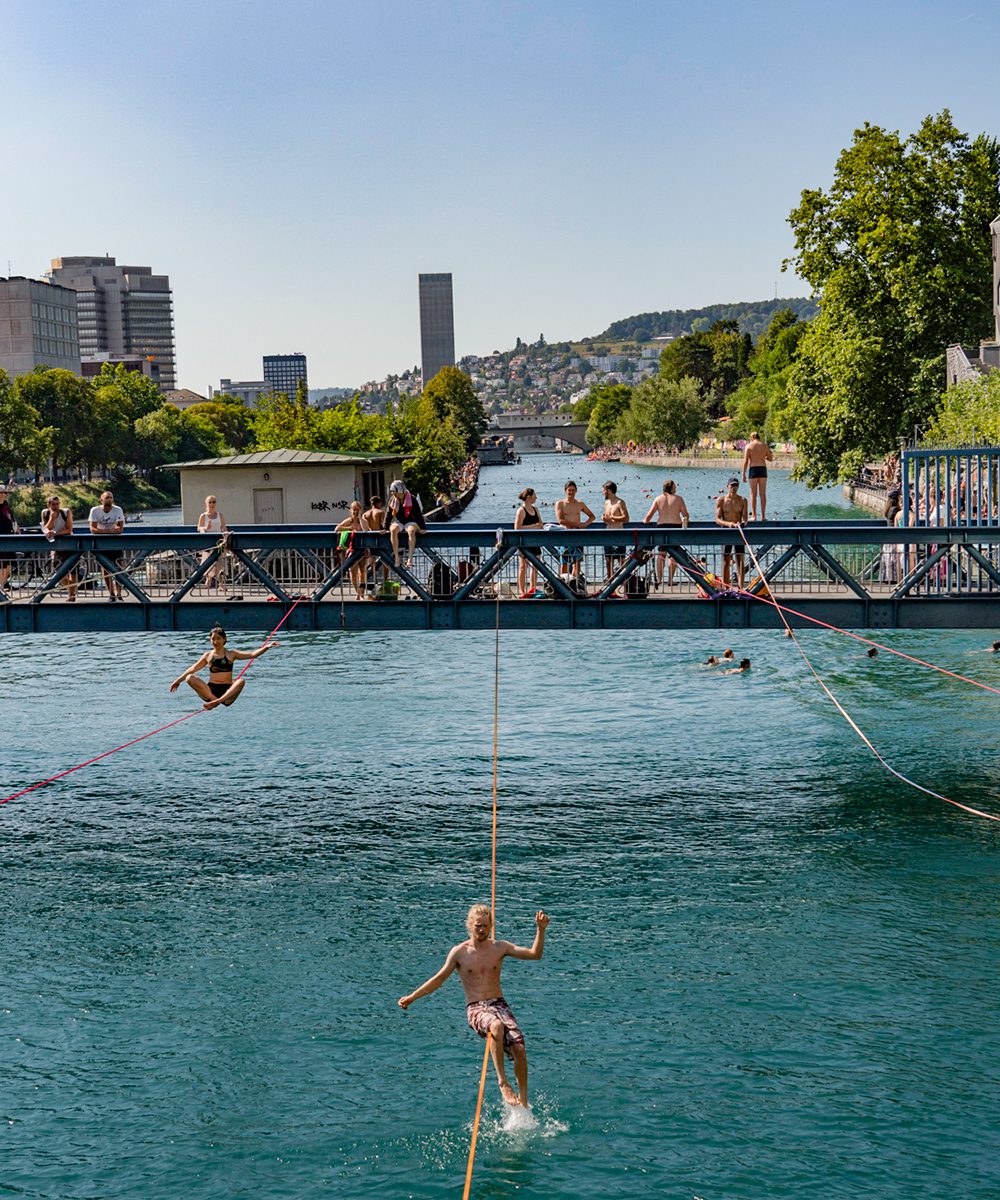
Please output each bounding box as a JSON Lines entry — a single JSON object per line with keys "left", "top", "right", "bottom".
{"left": 169, "top": 625, "right": 278, "bottom": 710}
{"left": 398, "top": 905, "right": 549, "bottom": 1107}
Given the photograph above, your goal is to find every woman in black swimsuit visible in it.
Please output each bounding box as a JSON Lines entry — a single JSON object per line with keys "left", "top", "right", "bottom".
{"left": 169, "top": 625, "right": 278, "bottom": 710}
{"left": 514, "top": 487, "right": 543, "bottom": 598}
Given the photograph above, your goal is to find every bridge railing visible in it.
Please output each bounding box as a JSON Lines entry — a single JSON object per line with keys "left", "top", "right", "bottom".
{"left": 3, "top": 521, "right": 1000, "bottom": 607}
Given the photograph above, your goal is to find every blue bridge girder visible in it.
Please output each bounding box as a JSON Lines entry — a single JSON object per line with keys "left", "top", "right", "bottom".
{"left": 2, "top": 521, "right": 1000, "bottom": 633}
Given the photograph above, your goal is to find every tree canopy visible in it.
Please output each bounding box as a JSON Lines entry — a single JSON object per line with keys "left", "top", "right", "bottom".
{"left": 785, "top": 110, "right": 1000, "bottom": 485}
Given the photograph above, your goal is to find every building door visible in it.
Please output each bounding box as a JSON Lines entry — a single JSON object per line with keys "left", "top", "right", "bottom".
{"left": 252, "top": 487, "right": 285, "bottom": 524}
{"left": 361, "top": 469, "right": 385, "bottom": 508}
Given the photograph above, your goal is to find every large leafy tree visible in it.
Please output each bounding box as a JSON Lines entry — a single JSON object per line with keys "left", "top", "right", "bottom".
{"left": 585, "top": 382, "right": 633, "bottom": 446}
{"left": 726, "top": 308, "right": 808, "bottom": 439}
{"left": 785, "top": 110, "right": 1000, "bottom": 485}
{"left": 0, "top": 369, "right": 53, "bottom": 477}
{"left": 615, "top": 376, "right": 707, "bottom": 448}
{"left": 16, "top": 368, "right": 95, "bottom": 477}
{"left": 420, "top": 366, "right": 487, "bottom": 452}
{"left": 925, "top": 370, "right": 1000, "bottom": 444}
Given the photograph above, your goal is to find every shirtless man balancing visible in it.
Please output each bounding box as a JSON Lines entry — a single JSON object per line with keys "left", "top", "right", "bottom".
{"left": 398, "top": 905, "right": 550, "bottom": 1107}
{"left": 554, "top": 480, "right": 595, "bottom": 583}
{"left": 742, "top": 432, "right": 774, "bottom": 521}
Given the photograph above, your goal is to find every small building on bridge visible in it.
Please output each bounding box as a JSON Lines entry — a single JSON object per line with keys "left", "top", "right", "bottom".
{"left": 164, "top": 448, "right": 408, "bottom": 525}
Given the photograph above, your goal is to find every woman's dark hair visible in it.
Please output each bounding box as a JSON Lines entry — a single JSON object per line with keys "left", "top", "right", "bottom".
{"left": 739, "top": 658, "right": 751, "bottom": 669}
{"left": 210, "top": 625, "right": 227, "bottom": 641}
{"left": 518, "top": 488, "right": 535, "bottom": 502}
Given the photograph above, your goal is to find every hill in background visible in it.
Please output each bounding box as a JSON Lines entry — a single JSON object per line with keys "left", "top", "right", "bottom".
{"left": 599, "top": 297, "right": 817, "bottom": 344}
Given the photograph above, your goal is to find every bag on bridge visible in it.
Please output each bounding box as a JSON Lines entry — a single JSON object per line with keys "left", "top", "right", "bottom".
{"left": 429, "top": 561, "right": 458, "bottom": 599}
{"left": 625, "top": 570, "right": 649, "bottom": 599}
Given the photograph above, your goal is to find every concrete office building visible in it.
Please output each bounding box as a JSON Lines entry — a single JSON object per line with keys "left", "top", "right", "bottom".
{"left": 47, "top": 256, "right": 176, "bottom": 392}
{"left": 263, "top": 353, "right": 308, "bottom": 398}
{"left": 418, "top": 273, "right": 455, "bottom": 387}
{"left": 218, "top": 378, "right": 267, "bottom": 407}
{"left": 0, "top": 276, "right": 80, "bottom": 377}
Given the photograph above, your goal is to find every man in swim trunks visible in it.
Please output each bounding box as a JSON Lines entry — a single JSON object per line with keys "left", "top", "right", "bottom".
{"left": 601, "top": 481, "right": 630, "bottom": 583}
{"left": 741, "top": 432, "right": 774, "bottom": 521}
{"left": 643, "top": 480, "right": 689, "bottom": 587}
{"left": 715, "top": 477, "right": 748, "bottom": 589}
{"left": 398, "top": 905, "right": 550, "bottom": 1107}
{"left": 554, "top": 480, "right": 595, "bottom": 583}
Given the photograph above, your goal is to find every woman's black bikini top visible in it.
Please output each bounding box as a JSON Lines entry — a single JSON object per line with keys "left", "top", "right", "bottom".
{"left": 209, "top": 654, "right": 232, "bottom": 673}
{"left": 519, "top": 505, "right": 542, "bottom": 526}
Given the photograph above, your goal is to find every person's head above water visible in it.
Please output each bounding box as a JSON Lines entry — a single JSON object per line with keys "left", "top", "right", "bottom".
{"left": 466, "top": 904, "right": 493, "bottom": 940}
{"left": 739, "top": 658, "right": 751, "bottom": 670}
{"left": 867, "top": 646, "right": 878, "bottom": 658}
{"left": 722, "top": 649, "right": 734, "bottom": 660}
{"left": 705, "top": 655, "right": 719, "bottom": 665}
{"left": 992, "top": 641, "right": 1000, "bottom": 652}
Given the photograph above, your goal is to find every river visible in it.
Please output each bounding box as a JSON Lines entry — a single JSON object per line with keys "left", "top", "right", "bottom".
{"left": 2, "top": 456, "right": 998, "bottom": 1199}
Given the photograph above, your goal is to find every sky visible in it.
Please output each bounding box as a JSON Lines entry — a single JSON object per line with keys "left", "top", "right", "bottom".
{"left": 1, "top": 0, "right": 995, "bottom": 392}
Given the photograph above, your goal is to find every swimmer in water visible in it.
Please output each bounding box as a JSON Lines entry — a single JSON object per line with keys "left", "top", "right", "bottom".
{"left": 867, "top": 646, "right": 878, "bottom": 658}
{"left": 991, "top": 641, "right": 1000, "bottom": 653}
{"left": 725, "top": 658, "right": 751, "bottom": 674}
{"left": 722, "top": 648, "right": 735, "bottom": 662}
{"left": 169, "top": 625, "right": 278, "bottom": 710}
{"left": 398, "top": 905, "right": 549, "bottom": 1107}
{"left": 703, "top": 655, "right": 720, "bottom": 666}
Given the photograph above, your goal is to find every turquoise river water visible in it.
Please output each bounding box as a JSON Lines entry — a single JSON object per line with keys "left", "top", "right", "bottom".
{"left": 2, "top": 457, "right": 999, "bottom": 1199}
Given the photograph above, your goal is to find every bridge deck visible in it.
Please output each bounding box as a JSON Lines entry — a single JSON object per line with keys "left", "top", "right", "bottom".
{"left": 2, "top": 521, "right": 999, "bottom": 632}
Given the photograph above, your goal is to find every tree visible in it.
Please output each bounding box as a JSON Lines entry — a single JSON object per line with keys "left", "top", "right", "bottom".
{"left": 181, "top": 401, "right": 254, "bottom": 451}
{"left": 614, "top": 376, "right": 707, "bottom": 448}
{"left": 16, "top": 368, "right": 96, "bottom": 477}
{"left": 420, "top": 366, "right": 487, "bottom": 452}
{"left": 785, "top": 110, "right": 1000, "bottom": 485}
{"left": 725, "top": 309, "right": 808, "bottom": 439}
{"left": 585, "top": 383, "right": 633, "bottom": 446}
{"left": 252, "top": 390, "right": 318, "bottom": 451}
{"left": 0, "top": 369, "right": 53, "bottom": 478}
{"left": 925, "top": 371, "right": 1000, "bottom": 445}
{"left": 134, "top": 406, "right": 182, "bottom": 470}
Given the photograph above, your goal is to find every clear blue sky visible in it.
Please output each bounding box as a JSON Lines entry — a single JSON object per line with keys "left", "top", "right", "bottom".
{"left": 1, "top": 0, "right": 993, "bottom": 392}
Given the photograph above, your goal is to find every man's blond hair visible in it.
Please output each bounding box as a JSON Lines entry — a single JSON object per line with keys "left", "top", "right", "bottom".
{"left": 466, "top": 903, "right": 493, "bottom": 932}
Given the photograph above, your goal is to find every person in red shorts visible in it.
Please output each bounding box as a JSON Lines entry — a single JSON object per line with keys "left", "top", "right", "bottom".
{"left": 398, "top": 905, "right": 550, "bottom": 1107}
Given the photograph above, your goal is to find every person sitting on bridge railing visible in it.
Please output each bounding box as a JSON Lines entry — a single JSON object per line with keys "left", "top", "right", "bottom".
{"left": 385, "top": 479, "right": 426, "bottom": 569}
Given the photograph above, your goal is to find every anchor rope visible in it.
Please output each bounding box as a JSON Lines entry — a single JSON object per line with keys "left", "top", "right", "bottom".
{"left": 0, "top": 597, "right": 303, "bottom": 807}
{"left": 461, "top": 535, "right": 503, "bottom": 1200}
{"left": 736, "top": 527, "right": 1000, "bottom": 823}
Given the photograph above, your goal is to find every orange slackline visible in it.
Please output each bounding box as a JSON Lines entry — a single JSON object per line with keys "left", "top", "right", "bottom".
{"left": 0, "top": 598, "right": 302, "bottom": 807}
{"left": 461, "top": 551, "right": 502, "bottom": 1200}
{"left": 736, "top": 528, "right": 1000, "bottom": 824}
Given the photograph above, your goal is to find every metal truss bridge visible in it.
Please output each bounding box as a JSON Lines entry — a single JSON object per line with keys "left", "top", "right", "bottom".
{"left": 3, "top": 521, "right": 1000, "bottom": 633}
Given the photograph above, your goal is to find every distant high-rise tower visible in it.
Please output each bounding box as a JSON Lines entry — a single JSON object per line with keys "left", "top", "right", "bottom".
{"left": 263, "top": 353, "right": 308, "bottom": 398}
{"left": 418, "top": 273, "right": 455, "bottom": 387}
{"left": 47, "top": 256, "right": 176, "bottom": 391}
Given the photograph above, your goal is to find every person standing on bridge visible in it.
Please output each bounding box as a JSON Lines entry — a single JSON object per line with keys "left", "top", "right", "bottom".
{"left": 601, "top": 481, "right": 630, "bottom": 585}
{"left": 643, "top": 480, "right": 689, "bottom": 588}
{"left": 514, "top": 487, "right": 543, "bottom": 598}
{"left": 398, "top": 905, "right": 550, "bottom": 1108}
{"left": 0, "top": 485, "right": 19, "bottom": 599}
{"left": 88, "top": 490, "right": 126, "bottom": 602}
{"left": 715, "top": 477, "right": 748, "bottom": 589}
{"left": 554, "top": 480, "right": 595, "bottom": 585}
{"left": 742, "top": 432, "right": 774, "bottom": 521}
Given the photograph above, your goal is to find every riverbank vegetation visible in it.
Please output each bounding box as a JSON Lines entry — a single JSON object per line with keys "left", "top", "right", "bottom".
{"left": 582, "top": 111, "right": 1000, "bottom": 485}
{"left": 0, "top": 362, "right": 487, "bottom": 510}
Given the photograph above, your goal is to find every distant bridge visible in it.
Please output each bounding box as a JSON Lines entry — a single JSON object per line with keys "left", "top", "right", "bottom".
{"left": 4, "top": 522, "right": 1000, "bottom": 632}
{"left": 487, "top": 421, "right": 591, "bottom": 450}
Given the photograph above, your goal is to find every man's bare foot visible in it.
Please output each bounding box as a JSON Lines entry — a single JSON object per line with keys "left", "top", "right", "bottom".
{"left": 498, "top": 1080, "right": 518, "bottom": 1106}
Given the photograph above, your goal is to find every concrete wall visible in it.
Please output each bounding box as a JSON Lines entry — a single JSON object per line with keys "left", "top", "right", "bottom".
{"left": 178, "top": 461, "right": 402, "bottom": 525}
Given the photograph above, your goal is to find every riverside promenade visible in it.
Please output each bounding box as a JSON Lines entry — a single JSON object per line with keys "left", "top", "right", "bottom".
{"left": 621, "top": 452, "right": 798, "bottom": 470}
